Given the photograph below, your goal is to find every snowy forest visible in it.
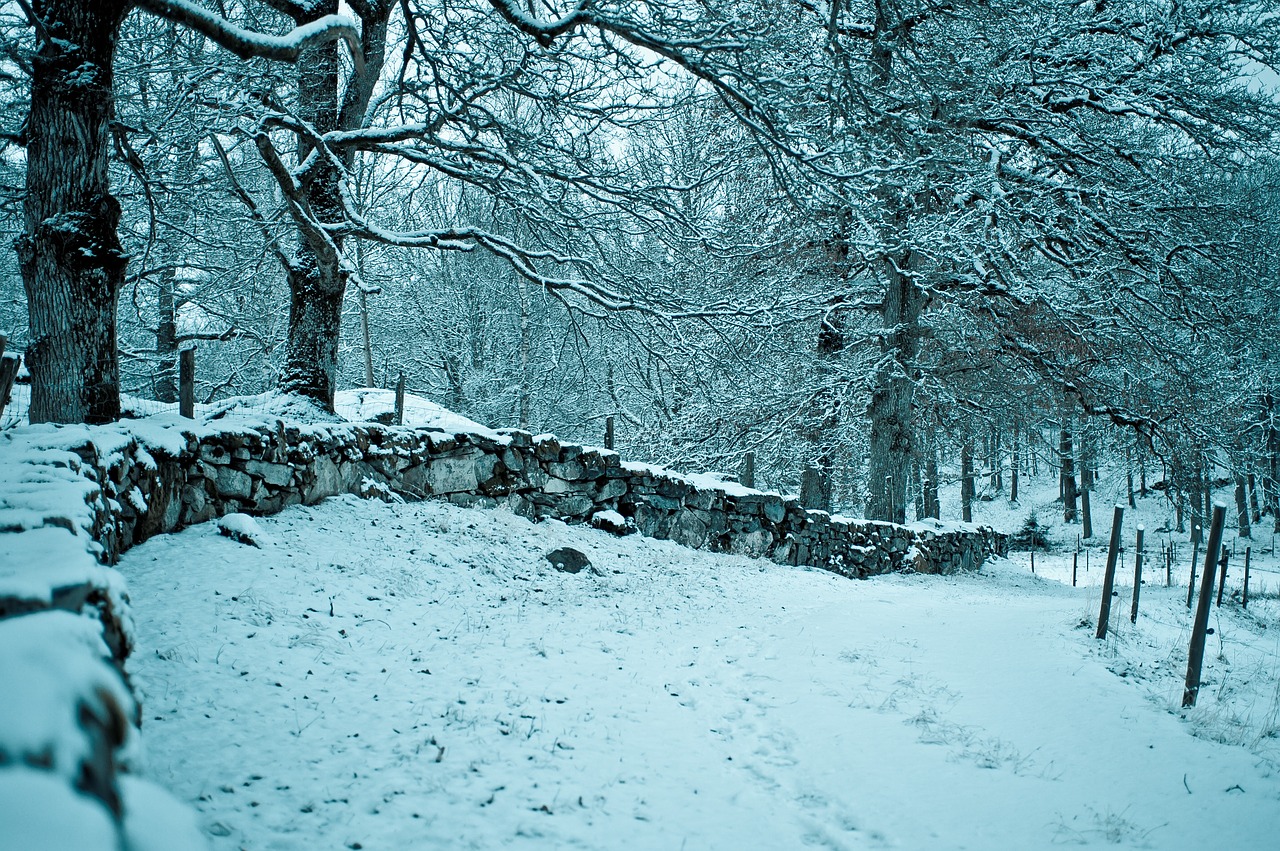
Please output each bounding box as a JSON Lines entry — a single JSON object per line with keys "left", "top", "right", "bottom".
{"left": 4, "top": 2, "right": 1280, "bottom": 849}
{"left": 3, "top": 0, "right": 1280, "bottom": 522}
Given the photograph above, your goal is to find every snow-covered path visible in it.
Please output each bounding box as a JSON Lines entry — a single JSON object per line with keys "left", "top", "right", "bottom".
{"left": 120, "top": 496, "right": 1280, "bottom": 849}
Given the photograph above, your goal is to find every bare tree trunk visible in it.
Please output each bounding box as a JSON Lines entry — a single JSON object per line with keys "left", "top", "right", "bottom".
{"left": 518, "top": 277, "right": 532, "bottom": 429}
{"left": 1080, "top": 439, "right": 1094, "bottom": 539}
{"left": 924, "top": 431, "right": 940, "bottom": 520}
{"left": 1267, "top": 392, "right": 1280, "bottom": 530}
{"left": 18, "top": 1, "right": 132, "bottom": 424}
{"left": 866, "top": 252, "right": 923, "bottom": 524}
{"left": 1236, "top": 474, "right": 1251, "bottom": 539}
{"left": 1010, "top": 418, "right": 1020, "bottom": 503}
{"left": 151, "top": 24, "right": 200, "bottom": 403}
{"left": 1126, "top": 448, "right": 1136, "bottom": 509}
{"left": 961, "top": 439, "right": 974, "bottom": 524}
{"left": 1190, "top": 454, "right": 1204, "bottom": 544}
{"left": 989, "top": 424, "right": 1002, "bottom": 492}
{"left": 1060, "top": 420, "right": 1078, "bottom": 523}
{"left": 358, "top": 288, "right": 375, "bottom": 387}
{"left": 1248, "top": 471, "right": 1261, "bottom": 524}
{"left": 908, "top": 455, "right": 920, "bottom": 521}
{"left": 276, "top": 2, "right": 392, "bottom": 408}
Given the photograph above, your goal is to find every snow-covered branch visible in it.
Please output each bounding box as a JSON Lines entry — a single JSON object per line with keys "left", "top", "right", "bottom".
{"left": 135, "top": 0, "right": 364, "bottom": 73}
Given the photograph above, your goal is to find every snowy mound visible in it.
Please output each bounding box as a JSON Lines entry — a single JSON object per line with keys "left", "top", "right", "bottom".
{"left": 334, "top": 387, "right": 495, "bottom": 436}
{"left": 203, "top": 391, "right": 346, "bottom": 425}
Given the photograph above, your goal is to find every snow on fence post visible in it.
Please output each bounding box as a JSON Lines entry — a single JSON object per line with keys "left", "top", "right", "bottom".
{"left": 1096, "top": 505, "right": 1125, "bottom": 640}
{"left": 1215, "top": 547, "right": 1228, "bottom": 607}
{"left": 394, "top": 372, "right": 406, "bottom": 426}
{"left": 1183, "top": 504, "right": 1227, "bottom": 707}
{"left": 1130, "top": 526, "right": 1144, "bottom": 623}
{"left": 605, "top": 415, "right": 615, "bottom": 450}
{"left": 179, "top": 346, "right": 196, "bottom": 419}
{"left": 1243, "top": 547, "right": 1251, "bottom": 609}
{"left": 739, "top": 451, "right": 755, "bottom": 489}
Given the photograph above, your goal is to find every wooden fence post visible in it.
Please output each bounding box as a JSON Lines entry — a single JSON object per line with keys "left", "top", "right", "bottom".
{"left": 1184, "top": 504, "right": 1227, "bottom": 707}
{"left": 1242, "top": 547, "right": 1251, "bottom": 609}
{"left": 179, "top": 347, "right": 196, "bottom": 419}
{"left": 1072, "top": 551, "right": 1078, "bottom": 587}
{"left": 394, "top": 372, "right": 406, "bottom": 426}
{"left": 1096, "top": 505, "right": 1125, "bottom": 640}
{"left": 605, "top": 415, "right": 615, "bottom": 450}
{"left": 1130, "top": 526, "right": 1144, "bottom": 624}
{"left": 739, "top": 451, "right": 755, "bottom": 489}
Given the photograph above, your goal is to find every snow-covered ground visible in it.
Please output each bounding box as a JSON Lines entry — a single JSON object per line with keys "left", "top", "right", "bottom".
{"left": 120, "top": 494, "right": 1280, "bottom": 850}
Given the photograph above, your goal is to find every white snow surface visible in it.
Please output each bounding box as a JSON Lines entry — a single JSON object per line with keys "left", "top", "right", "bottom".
{"left": 333, "top": 388, "right": 496, "bottom": 436}
{"left": 119, "top": 494, "right": 1280, "bottom": 850}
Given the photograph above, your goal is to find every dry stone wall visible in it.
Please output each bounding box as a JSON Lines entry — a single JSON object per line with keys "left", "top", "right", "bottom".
{"left": 75, "top": 421, "right": 1005, "bottom": 578}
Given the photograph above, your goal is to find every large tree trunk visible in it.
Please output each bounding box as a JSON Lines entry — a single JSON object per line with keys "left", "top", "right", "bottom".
{"left": 279, "top": 6, "right": 345, "bottom": 407}
{"left": 866, "top": 253, "right": 924, "bottom": 523}
{"left": 17, "top": 1, "right": 132, "bottom": 423}
{"left": 283, "top": 263, "right": 345, "bottom": 404}
{"left": 276, "top": 1, "right": 391, "bottom": 409}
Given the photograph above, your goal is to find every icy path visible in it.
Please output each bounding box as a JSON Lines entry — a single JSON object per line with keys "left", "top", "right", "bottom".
{"left": 120, "top": 496, "right": 1280, "bottom": 850}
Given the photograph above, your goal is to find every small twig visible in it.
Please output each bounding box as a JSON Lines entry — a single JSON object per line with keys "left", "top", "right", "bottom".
{"left": 1183, "top": 773, "right": 1192, "bottom": 794}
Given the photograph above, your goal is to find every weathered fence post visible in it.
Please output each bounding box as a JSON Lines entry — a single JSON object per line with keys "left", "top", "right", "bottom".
{"left": 394, "top": 372, "right": 406, "bottom": 426}
{"left": 1130, "top": 526, "right": 1145, "bottom": 624}
{"left": 1242, "top": 547, "right": 1251, "bottom": 609}
{"left": 179, "top": 347, "right": 196, "bottom": 419}
{"left": 1096, "top": 505, "right": 1125, "bottom": 640}
{"left": 739, "top": 451, "right": 755, "bottom": 489}
{"left": 1072, "top": 551, "right": 1078, "bottom": 587}
{"left": 605, "top": 415, "right": 615, "bottom": 450}
{"left": 1183, "top": 504, "right": 1227, "bottom": 707}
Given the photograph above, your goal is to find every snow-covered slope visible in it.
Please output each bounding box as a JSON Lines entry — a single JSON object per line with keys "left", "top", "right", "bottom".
{"left": 120, "top": 494, "right": 1280, "bottom": 850}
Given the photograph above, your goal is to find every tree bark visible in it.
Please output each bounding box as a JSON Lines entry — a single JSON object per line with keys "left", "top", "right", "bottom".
{"left": 1267, "top": 392, "right": 1280, "bottom": 530}
{"left": 1235, "top": 474, "right": 1251, "bottom": 539}
{"left": 1080, "top": 435, "right": 1093, "bottom": 539}
{"left": 1060, "top": 420, "right": 1078, "bottom": 523}
{"left": 866, "top": 252, "right": 924, "bottom": 523}
{"left": 17, "top": 1, "right": 132, "bottom": 423}
{"left": 1010, "top": 418, "right": 1020, "bottom": 503}
{"left": 961, "top": 438, "right": 974, "bottom": 524}
{"left": 924, "top": 430, "right": 940, "bottom": 520}
{"left": 154, "top": 80, "right": 197, "bottom": 403}
{"left": 276, "top": 1, "right": 392, "bottom": 409}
